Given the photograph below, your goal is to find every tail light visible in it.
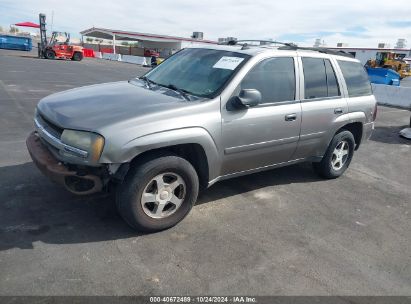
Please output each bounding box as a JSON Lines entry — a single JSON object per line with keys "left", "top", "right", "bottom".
{"left": 372, "top": 103, "right": 377, "bottom": 121}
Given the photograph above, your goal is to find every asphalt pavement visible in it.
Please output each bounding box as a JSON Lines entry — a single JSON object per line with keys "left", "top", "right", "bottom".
{"left": 0, "top": 49, "right": 410, "bottom": 296}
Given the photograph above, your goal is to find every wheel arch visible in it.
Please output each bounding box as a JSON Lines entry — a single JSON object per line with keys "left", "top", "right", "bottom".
{"left": 338, "top": 122, "right": 363, "bottom": 150}
{"left": 127, "top": 143, "right": 210, "bottom": 189}
{"left": 106, "top": 127, "right": 220, "bottom": 188}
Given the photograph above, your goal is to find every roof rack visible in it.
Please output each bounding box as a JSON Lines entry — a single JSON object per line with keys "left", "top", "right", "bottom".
{"left": 278, "top": 44, "right": 354, "bottom": 58}
{"left": 220, "top": 39, "right": 294, "bottom": 48}
{"left": 221, "top": 39, "right": 354, "bottom": 58}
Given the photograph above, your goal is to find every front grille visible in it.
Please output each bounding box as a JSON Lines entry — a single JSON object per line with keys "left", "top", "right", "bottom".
{"left": 36, "top": 112, "right": 64, "bottom": 139}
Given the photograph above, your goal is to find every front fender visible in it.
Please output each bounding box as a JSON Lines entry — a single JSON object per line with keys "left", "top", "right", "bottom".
{"left": 101, "top": 127, "right": 220, "bottom": 181}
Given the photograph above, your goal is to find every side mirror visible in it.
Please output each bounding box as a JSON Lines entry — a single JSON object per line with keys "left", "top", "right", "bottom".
{"left": 228, "top": 89, "right": 261, "bottom": 110}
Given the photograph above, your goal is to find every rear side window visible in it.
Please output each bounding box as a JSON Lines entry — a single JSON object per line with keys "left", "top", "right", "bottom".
{"left": 241, "top": 57, "right": 295, "bottom": 104}
{"left": 302, "top": 58, "right": 341, "bottom": 99}
{"left": 338, "top": 60, "right": 372, "bottom": 97}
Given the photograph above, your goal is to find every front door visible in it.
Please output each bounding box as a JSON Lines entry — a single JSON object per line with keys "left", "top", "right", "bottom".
{"left": 220, "top": 56, "right": 302, "bottom": 175}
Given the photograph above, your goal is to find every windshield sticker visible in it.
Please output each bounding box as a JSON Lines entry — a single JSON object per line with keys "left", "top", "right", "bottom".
{"left": 213, "top": 56, "right": 244, "bottom": 70}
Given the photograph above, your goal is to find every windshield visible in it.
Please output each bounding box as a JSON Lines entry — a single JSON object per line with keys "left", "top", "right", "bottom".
{"left": 143, "top": 48, "right": 250, "bottom": 98}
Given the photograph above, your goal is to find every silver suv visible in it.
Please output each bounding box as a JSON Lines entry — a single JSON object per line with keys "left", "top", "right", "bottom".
{"left": 27, "top": 43, "right": 377, "bottom": 232}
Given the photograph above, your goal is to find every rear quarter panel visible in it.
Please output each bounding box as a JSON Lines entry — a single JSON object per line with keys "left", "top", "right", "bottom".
{"left": 334, "top": 56, "right": 377, "bottom": 141}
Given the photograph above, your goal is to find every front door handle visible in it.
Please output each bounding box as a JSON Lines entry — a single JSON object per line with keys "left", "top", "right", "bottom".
{"left": 334, "top": 108, "right": 343, "bottom": 114}
{"left": 285, "top": 113, "right": 297, "bottom": 121}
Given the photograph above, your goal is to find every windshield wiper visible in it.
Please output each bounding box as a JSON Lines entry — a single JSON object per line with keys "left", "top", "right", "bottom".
{"left": 139, "top": 76, "right": 156, "bottom": 89}
{"left": 164, "top": 84, "right": 191, "bottom": 101}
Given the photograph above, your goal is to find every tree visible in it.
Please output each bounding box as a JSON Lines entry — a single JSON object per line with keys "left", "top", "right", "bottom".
{"left": 85, "top": 37, "right": 93, "bottom": 43}
{"left": 121, "top": 41, "right": 129, "bottom": 46}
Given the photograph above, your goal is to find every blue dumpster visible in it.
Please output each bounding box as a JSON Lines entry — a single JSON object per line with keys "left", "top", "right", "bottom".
{"left": 366, "top": 67, "right": 400, "bottom": 86}
{"left": 0, "top": 35, "right": 32, "bottom": 51}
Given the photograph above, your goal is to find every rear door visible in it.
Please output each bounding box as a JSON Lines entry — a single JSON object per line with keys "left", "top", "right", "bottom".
{"left": 293, "top": 56, "right": 349, "bottom": 159}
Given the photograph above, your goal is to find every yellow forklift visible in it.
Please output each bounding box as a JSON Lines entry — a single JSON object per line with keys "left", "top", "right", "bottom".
{"left": 367, "top": 52, "right": 411, "bottom": 79}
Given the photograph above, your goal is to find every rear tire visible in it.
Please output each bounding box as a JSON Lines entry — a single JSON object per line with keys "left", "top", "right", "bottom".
{"left": 45, "top": 50, "right": 55, "bottom": 59}
{"left": 313, "top": 130, "right": 355, "bottom": 179}
{"left": 72, "top": 52, "right": 83, "bottom": 61}
{"left": 116, "top": 155, "right": 199, "bottom": 232}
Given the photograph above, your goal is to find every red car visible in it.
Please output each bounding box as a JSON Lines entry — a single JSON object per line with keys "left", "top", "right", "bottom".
{"left": 144, "top": 49, "right": 160, "bottom": 57}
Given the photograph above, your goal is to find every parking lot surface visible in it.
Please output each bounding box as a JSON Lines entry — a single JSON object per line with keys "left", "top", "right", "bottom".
{"left": 0, "top": 49, "right": 410, "bottom": 296}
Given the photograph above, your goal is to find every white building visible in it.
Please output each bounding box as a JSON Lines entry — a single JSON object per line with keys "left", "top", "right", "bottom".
{"left": 80, "top": 27, "right": 217, "bottom": 56}
{"left": 321, "top": 46, "right": 411, "bottom": 65}
{"left": 315, "top": 39, "right": 410, "bottom": 65}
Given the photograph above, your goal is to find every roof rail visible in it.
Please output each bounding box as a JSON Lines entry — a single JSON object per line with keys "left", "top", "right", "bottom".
{"left": 219, "top": 39, "right": 295, "bottom": 48}
{"left": 278, "top": 45, "right": 354, "bottom": 58}
{"left": 220, "top": 39, "right": 354, "bottom": 58}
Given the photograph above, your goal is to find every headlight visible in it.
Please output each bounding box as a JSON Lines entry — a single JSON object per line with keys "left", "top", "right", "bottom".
{"left": 61, "top": 129, "right": 104, "bottom": 162}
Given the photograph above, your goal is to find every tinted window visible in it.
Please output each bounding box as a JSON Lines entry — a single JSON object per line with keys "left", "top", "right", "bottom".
{"left": 241, "top": 57, "right": 295, "bottom": 103}
{"left": 338, "top": 60, "right": 372, "bottom": 97}
{"left": 302, "top": 58, "right": 328, "bottom": 99}
{"left": 324, "top": 59, "right": 340, "bottom": 96}
{"left": 303, "top": 58, "right": 341, "bottom": 99}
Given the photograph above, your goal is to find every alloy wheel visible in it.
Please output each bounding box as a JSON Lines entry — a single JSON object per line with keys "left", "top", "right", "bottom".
{"left": 140, "top": 172, "right": 186, "bottom": 219}
{"left": 331, "top": 140, "right": 349, "bottom": 171}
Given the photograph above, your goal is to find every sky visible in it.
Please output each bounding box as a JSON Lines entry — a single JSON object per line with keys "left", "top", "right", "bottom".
{"left": 1, "top": 0, "right": 410, "bottom": 47}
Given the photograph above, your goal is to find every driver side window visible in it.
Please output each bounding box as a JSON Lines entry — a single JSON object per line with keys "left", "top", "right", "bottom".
{"left": 240, "top": 57, "right": 296, "bottom": 104}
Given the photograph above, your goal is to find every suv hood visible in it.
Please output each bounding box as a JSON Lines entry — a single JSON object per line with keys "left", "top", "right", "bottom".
{"left": 37, "top": 80, "right": 193, "bottom": 131}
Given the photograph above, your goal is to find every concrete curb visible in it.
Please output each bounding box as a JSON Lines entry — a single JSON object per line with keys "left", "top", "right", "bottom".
{"left": 95, "top": 52, "right": 150, "bottom": 66}
{"left": 122, "top": 55, "right": 148, "bottom": 66}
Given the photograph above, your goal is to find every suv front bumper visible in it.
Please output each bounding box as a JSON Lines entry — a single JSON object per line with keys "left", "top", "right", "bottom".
{"left": 26, "top": 131, "right": 103, "bottom": 195}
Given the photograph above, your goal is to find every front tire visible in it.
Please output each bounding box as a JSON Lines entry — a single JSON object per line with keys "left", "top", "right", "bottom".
{"left": 313, "top": 130, "right": 355, "bottom": 179}
{"left": 116, "top": 155, "right": 199, "bottom": 232}
{"left": 45, "top": 50, "right": 55, "bottom": 59}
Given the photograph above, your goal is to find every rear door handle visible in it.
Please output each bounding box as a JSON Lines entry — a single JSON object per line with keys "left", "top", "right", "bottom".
{"left": 285, "top": 113, "right": 297, "bottom": 121}
{"left": 334, "top": 108, "right": 343, "bottom": 114}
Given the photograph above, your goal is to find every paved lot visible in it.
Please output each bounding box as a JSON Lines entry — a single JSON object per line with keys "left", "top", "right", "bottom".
{"left": 0, "top": 49, "right": 410, "bottom": 296}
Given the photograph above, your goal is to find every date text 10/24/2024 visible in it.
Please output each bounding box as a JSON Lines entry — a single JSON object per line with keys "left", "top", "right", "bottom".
{"left": 149, "top": 297, "right": 257, "bottom": 303}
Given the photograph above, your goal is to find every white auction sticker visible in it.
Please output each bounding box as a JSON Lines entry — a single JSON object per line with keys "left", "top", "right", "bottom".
{"left": 213, "top": 56, "right": 245, "bottom": 70}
